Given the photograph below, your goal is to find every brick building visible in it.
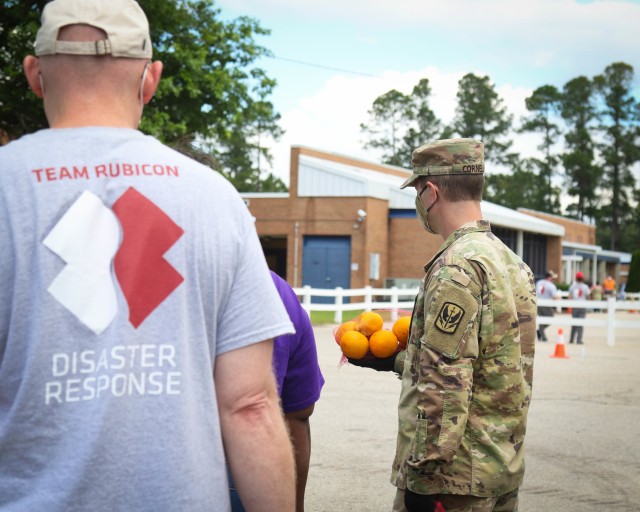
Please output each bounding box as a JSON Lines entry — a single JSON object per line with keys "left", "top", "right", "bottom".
{"left": 242, "top": 146, "right": 575, "bottom": 293}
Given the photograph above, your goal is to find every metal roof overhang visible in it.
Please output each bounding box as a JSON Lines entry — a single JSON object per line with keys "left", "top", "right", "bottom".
{"left": 560, "top": 241, "right": 631, "bottom": 264}
{"left": 292, "top": 154, "right": 565, "bottom": 237}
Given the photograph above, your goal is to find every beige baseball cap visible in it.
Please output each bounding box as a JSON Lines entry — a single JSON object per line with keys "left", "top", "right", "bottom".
{"left": 400, "top": 138, "right": 484, "bottom": 189}
{"left": 34, "top": 0, "right": 152, "bottom": 59}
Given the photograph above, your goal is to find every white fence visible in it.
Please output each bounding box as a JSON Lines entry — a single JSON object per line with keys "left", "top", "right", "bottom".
{"left": 293, "top": 286, "right": 417, "bottom": 324}
{"left": 293, "top": 286, "right": 640, "bottom": 347}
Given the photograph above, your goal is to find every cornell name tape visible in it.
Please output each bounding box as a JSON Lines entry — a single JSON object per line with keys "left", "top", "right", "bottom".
{"left": 412, "top": 163, "right": 484, "bottom": 176}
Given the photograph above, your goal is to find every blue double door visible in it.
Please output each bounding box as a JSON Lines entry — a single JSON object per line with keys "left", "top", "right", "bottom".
{"left": 302, "top": 236, "right": 351, "bottom": 303}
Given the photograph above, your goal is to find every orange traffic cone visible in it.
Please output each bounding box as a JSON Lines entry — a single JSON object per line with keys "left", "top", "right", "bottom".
{"left": 550, "top": 328, "right": 570, "bottom": 359}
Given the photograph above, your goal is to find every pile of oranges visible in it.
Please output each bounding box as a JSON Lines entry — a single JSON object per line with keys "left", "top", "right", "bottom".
{"left": 335, "top": 312, "right": 411, "bottom": 360}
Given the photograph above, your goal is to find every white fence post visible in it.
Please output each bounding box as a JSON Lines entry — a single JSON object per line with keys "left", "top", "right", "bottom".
{"left": 333, "top": 287, "right": 344, "bottom": 324}
{"left": 391, "top": 286, "right": 399, "bottom": 322}
{"left": 607, "top": 296, "right": 616, "bottom": 347}
{"left": 364, "top": 285, "right": 373, "bottom": 312}
{"left": 301, "top": 285, "right": 312, "bottom": 314}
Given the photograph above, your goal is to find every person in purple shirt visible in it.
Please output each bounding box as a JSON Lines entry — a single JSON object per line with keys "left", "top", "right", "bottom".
{"left": 231, "top": 271, "right": 325, "bottom": 512}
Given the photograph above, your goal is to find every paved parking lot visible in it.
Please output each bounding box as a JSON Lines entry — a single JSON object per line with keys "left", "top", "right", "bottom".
{"left": 304, "top": 313, "right": 640, "bottom": 511}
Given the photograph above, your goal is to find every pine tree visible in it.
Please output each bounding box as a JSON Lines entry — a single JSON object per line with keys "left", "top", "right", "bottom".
{"left": 360, "top": 89, "right": 413, "bottom": 167}
{"left": 519, "top": 85, "right": 563, "bottom": 213}
{"left": 398, "top": 78, "right": 443, "bottom": 166}
{"left": 449, "top": 73, "right": 514, "bottom": 165}
{"left": 559, "top": 76, "right": 600, "bottom": 220}
{"left": 593, "top": 62, "right": 640, "bottom": 251}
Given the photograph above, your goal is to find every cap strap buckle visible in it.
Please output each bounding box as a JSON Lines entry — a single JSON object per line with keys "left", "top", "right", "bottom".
{"left": 94, "top": 39, "right": 111, "bottom": 55}
{"left": 51, "top": 39, "right": 113, "bottom": 56}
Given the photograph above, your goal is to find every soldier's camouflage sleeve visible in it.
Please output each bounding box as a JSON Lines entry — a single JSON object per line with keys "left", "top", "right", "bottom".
{"left": 406, "top": 265, "right": 481, "bottom": 484}
{"left": 394, "top": 350, "right": 407, "bottom": 375}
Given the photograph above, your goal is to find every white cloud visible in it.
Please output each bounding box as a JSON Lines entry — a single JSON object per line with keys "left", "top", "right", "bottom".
{"left": 267, "top": 68, "right": 456, "bottom": 181}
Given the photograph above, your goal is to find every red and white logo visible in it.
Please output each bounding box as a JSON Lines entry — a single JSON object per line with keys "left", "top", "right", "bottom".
{"left": 44, "top": 188, "right": 184, "bottom": 334}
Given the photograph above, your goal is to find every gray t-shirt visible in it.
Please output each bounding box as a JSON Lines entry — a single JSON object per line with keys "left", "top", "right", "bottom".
{"left": 0, "top": 128, "right": 293, "bottom": 511}
{"left": 536, "top": 278, "right": 558, "bottom": 300}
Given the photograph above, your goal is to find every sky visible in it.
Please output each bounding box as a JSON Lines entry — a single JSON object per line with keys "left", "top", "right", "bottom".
{"left": 215, "top": 0, "right": 640, "bottom": 185}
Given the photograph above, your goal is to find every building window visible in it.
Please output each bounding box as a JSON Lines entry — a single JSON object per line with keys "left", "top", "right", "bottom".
{"left": 492, "top": 226, "right": 547, "bottom": 277}
{"left": 492, "top": 226, "right": 517, "bottom": 252}
{"left": 523, "top": 232, "right": 547, "bottom": 278}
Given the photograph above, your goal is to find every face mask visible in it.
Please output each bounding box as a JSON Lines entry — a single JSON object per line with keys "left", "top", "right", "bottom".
{"left": 39, "top": 74, "right": 46, "bottom": 96}
{"left": 415, "top": 185, "right": 438, "bottom": 234}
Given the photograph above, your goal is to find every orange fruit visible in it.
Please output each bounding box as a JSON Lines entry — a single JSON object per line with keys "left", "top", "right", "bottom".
{"left": 369, "top": 329, "right": 399, "bottom": 358}
{"left": 392, "top": 316, "right": 411, "bottom": 348}
{"left": 334, "top": 320, "right": 357, "bottom": 345}
{"left": 356, "top": 311, "right": 384, "bottom": 336}
{"left": 340, "top": 330, "right": 369, "bottom": 359}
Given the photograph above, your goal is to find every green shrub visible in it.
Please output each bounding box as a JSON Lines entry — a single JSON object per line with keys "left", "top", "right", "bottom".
{"left": 626, "top": 250, "right": 640, "bottom": 293}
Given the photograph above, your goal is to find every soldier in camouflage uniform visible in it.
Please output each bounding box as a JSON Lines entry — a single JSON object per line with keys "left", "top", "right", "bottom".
{"left": 391, "top": 139, "right": 537, "bottom": 511}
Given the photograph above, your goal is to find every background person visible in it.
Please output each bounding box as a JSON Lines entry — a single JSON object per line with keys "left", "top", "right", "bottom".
{"left": 0, "top": 1, "right": 295, "bottom": 510}
{"left": 603, "top": 275, "right": 616, "bottom": 298}
{"left": 591, "top": 280, "right": 604, "bottom": 301}
{"left": 231, "top": 271, "right": 325, "bottom": 512}
{"left": 591, "top": 280, "right": 604, "bottom": 312}
{"left": 569, "top": 272, "right": 591, "bottom": 344}
{"left": 617, "top": 281, "right": 626, "bottom": 301}
{"left": 536, "top": 270, "right": 560, "bottom": 342}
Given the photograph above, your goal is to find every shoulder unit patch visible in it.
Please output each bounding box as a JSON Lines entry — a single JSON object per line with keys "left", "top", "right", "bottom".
{"left": 435, "top": 302, "right": 465, "bottom": 334}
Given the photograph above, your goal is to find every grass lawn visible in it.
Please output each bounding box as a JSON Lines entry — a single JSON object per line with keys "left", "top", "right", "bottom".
{"left": 309, "top": 311, "right": 361, "bottom": 325}
{"left": 309, "top": 309, "right": 410, "bottom": 325}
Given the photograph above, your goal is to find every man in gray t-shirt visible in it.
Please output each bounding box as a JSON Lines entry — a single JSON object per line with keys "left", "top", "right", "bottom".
{"left": 0, "top": 1, "right": 296, "bottom": 510}
{"left": 536, "top": 270, "right": 559, "bottom": 342}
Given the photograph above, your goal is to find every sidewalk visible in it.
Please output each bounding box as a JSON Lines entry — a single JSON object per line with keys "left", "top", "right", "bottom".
{"left": 304, "top": 314, "right": 640, "bottom": 511}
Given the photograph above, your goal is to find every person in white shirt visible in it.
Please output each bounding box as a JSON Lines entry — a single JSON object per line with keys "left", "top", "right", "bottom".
{"left": 535, "top": 270, "right": 559, "bottom": 342}
{"left": 568, "top": 272, "right": 591, "bottom": 345}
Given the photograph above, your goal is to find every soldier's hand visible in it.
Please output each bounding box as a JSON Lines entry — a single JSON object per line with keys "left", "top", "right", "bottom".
{"left": 347, "top": 353, "right": 399, "bottom": 372}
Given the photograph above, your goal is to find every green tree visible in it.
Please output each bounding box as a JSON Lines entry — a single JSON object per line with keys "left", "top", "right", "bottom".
{"left": 626, "top": 250, "right": 640, "bottom": 293}
{"left": 0, "top": 0, "right": 286, "bottom": 191}
{"left": 360, "top": 79, "right": 445, "bottom": 167}
{"left": 360, "top": 89, "right": 413, "bottom": 167}
{"left": 519, "top": 85, "right": 563, "bottom": 213}
{"left": 593, "top": 62, "right": 640, "bottom": 251}
{"left": 448, "top": 73, "right": 514, "bottom": 165}
{"left": 210, "top": 81, "right": 287, "bottom": 192}
{"left": 397, "top": 78, "right": 443, "bottom": 166}
{"left": 559, "top": 76, "right": 600, "bottom": 220}
{"left": 0, "top": 1, "right": 48, "bottom": 140}
{"left": 484, "top": 159, "right": 560, "bottom": 211}
{"left": 632, "top": 185, "right": 640, "bottom": 253}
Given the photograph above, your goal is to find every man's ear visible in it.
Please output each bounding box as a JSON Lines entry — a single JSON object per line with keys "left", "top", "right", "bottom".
{"left": 425, "top": 180, "right": 438, "bottom": 199}
{"left": 142, "top": 60, "right": 163, "bottom": 104}
{"left": 23, "top": 56, "right": 44, "bottom": 98}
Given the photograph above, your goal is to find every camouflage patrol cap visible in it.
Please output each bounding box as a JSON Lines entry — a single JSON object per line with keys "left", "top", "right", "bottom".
{"left": 399, "top": 138, "right": 484, "bottom": 189}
